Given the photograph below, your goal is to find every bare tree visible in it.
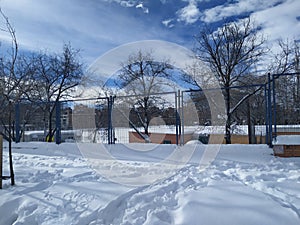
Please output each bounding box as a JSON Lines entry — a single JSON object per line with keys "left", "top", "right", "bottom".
{"left": 116, "top": 50, "right": 173, "bottom": 141}
{"left": 194, "top": 18, "right": 267, "bottom": 143}
{"left": 270, "top": 39, "right": 300, "bottom": 124}
{"left": 32, "top": 44, "right": 83, "bottom": 141}
{"left": 270, "top": 39, "right": 299, "bottom": 74}
{"left": 0, "top": 8, "right": 21, "bottom": 185}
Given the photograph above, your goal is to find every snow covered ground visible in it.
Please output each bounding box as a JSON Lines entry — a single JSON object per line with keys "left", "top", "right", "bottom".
{"left": 0, "top": 142, "right": 300, "bottom": 225}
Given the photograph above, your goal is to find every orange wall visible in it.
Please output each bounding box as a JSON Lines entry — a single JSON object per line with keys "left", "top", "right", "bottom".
{"left": 129, "top": 132, "right": 193, "bottom": 144}
{"left": 129, "top": 132, "right": 266, "bottom": 144}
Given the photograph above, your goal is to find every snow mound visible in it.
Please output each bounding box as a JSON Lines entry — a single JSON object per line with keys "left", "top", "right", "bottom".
{"left": 185, "top": 140, "right": 204, "bottom": 145}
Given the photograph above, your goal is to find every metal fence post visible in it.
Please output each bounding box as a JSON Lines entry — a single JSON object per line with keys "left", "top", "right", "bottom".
{"left": 264, "top": 84, "right": 269, "bottom": 145}
{"left": 272, "top": 74, "right": 277, "bottom": 141}
{"left": 180, "top": 91, "right": 184, "bottom": 145}
{"left": 175, "top": 91, "right": 179, "bottom": 145}
{"left": 55, "top": 101, "right": 61, "bottom": 144}
{"left": 107, "top": 97, "right": 111, "bottom": 144}
{"left": 268, "top": 73, "right": 273, "bottom": 147}
{"left": 0, "top": 135, "right": 2, "bottom": 189}
{"left": 15, "top": 103, "right": 20, "bottom": 143}
{"left": 175, "top": 90, "right": 182, "bottom": 145}
{"left": 107, "top": 96, "right": 115, "bottom": 144}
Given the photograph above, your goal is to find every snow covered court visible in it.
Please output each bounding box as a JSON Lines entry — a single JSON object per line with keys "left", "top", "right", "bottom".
{"left": 0, "top": 142, "right": 300, "bottom": 225}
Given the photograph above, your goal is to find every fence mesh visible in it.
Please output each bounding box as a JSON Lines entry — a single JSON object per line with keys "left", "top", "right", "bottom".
{"left": 17, "top": 101, "right": 59, "bottom": 142}
{"left": 112, "top": 92, "right": 178, "bottom": 144}
{"left": 14, "top": 74, "right": 300, "bottom": 145}
{"left": 272, "top": 74, "right": 300, "bottom": 136}
{"left": 16, "top": 98, "right": 110, "bottom": 144}
{"left": 71, "top": 98, "right": 110, "bottom": 143}
{"left": 182, "top": 85, "right": 267, "bottom": 144}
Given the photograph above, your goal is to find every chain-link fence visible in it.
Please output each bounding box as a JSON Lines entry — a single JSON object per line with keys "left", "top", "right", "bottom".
{"left": 15, "top": 73, "right": 300, "bottom": 146}
{"left": 71, "top": 97, "right": 111, "bottom": 144}
{"left": 271, "top": 73, "right": 300, "bottom": 140}
{"left": 112, "top": 92, "right": 179, "bottom": 144}
{"left": 15, "top": 97, "right": 111, "bottom": 144}
{"left": 15, "top": 101, "right": 60, "bottom": 142}
{"left": 181, "top": 84, "right": 267, "bottom": 145}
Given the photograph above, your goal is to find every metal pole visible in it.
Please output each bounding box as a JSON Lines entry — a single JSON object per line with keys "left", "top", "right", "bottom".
{"left": 0, "top": 135, "right": 2, "bottom": 189}
{"left": 111, "top": 96, "right": 115, "bottom": 144}
{"left": 55, "top": 101, "right": 61, "bottom": 144}
{"left": 15, "top": 103, "right": 20, "bottom": 143}
{"left": 8, "top": 101, "right": 15, "bottom": 185}
{"left": 264, "top": 84, "right": 269, "bottom": 145}
{"left": 175, "top": 91, "right": 179, "bottom": 145}
{"left": 268, "top": 73, "right": 273, "bottom": 147}
{"left": 178, "top": 91, "right": 182, "bottom": 142}
{"left": 181, "top": 91, "right": 185, "bottom": 145}
{"left": 107, "top": 96, "right": 115, "bottom": 144}
{"left": 272, "top": 74, "right": 277, "bottom": 141}
{"left": 107, "top": 97, "right": 111, "bottom": 144}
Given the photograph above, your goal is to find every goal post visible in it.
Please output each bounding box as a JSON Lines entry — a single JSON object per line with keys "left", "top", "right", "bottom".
{"left": 0, "top": 135, "right": 2, "bottom": 189}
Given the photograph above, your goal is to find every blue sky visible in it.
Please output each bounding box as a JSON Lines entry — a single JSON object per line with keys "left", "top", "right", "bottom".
{"left": 0, "top": 0, "right": 299, "bottom": 66}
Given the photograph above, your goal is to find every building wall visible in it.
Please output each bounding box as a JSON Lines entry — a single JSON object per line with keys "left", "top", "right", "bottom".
{"left": 129, "top": 132, "right": 266, "bottom": 144}
{"left": 129, "top": 132, "right": 193, "bottom": 144}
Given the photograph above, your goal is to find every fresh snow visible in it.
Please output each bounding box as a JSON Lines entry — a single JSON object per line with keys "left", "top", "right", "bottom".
{"left": 0, "top": 142, "right": 300, "bottom": 225}
{"left": 273, "top": 135, "right": 300, "bottom": 145}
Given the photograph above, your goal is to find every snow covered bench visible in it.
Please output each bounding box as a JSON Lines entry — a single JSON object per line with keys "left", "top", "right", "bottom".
{"left": 273, "top": 135, "right": 300, "bottom": 157}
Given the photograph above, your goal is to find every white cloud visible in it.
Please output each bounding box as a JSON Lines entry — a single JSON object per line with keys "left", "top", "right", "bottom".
{"left": 162, "top": 19, "right": 175, "bottom": 28}
{"left": 2, "top": 0, "right": 297, "bottom": 68}
{"left": 136, "top": 3, "right": 149, "bottom": 14}
{"left": 177, "top": 0, "right": 200, "bottom": 24}
{"left": 201, "top": 0, "right": 284, "bottom": 23}
{"left": 108, "top": 0, "right": 149, "bottom": 13}
{"left": 251, "top": 0, "right": 300, "bottom": 44}
{"left": 199, "top": 0, "right": 300, "bottom": 52}
{"left": 119, "top": 1, "right": 136, "bottom": 7}
{"left": 0, "top": 0, "right": 172, "bottom": 63}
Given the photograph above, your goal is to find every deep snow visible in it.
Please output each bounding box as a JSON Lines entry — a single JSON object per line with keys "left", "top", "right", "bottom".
{"left": 0, "top": 142, "right": 300, "bottom": 225}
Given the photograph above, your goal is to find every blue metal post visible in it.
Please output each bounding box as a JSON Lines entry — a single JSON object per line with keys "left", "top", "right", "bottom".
{"left": 264, "top": 84, "right": 269, "bottom": 145}
{"left": 175, "top": 91, "right": 178, "bottom": 145}
{"left": 268, "top": 73, "right": 273, "bottom": 147}
{"left": 55, "top": 101, "right": 61, "bottom": 144}
{"left": 272, "top": 74, "right": 277, "bottom": 141}
{"left": 181, "top": 90, "right": 184, "bottom": 145}
{"left": 107, "top": 96, "right": 114, "bottom": 144}
{"left": 110, "top": 96, "right": 114, "bottom": 144}
{"left": 107, "top": 97, "right": 111, "bottom": 144}
{"left": 15, "top": 103, "right": 20, "bottom": 143}
{"left": 107, "top": 97, "right": 110, "bottom": 144}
